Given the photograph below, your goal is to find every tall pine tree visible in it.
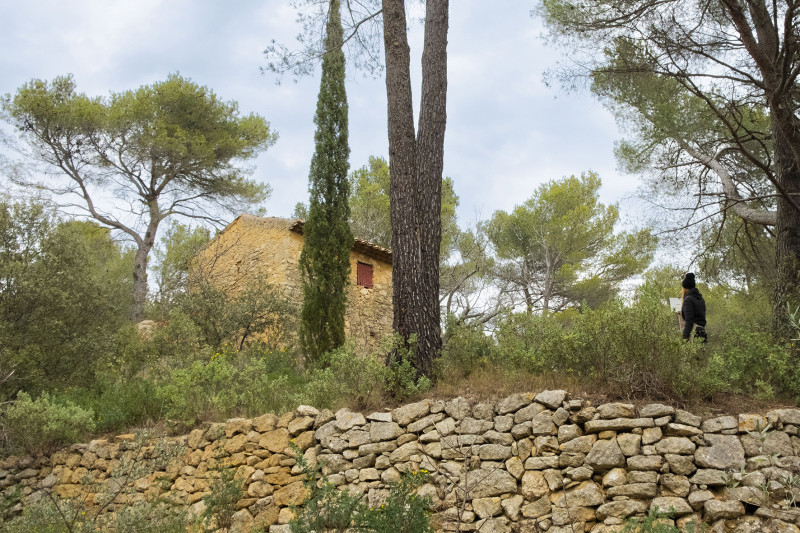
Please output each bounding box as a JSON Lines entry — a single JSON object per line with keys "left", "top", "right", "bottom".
{"left": 299, "top": 0, "right": 353, "bottom": 360}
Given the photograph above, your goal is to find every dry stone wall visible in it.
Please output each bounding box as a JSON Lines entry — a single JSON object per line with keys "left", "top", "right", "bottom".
{"left": 4, "top": 392, "right": 800, "bottom": 532}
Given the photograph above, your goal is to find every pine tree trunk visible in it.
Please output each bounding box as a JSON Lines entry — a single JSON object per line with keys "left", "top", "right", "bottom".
{"left": 772, "top": 126, "right": 800, "bottom": 338}
{"left": 131, "top": 220, "right": 158, "bottom": 322}
{"left": 383, "top": 0, "right": 448, "bottom": 378}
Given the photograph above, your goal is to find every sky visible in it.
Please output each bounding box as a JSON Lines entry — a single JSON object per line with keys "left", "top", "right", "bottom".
{"left": 0, "top": 0, "right": 641, "bottom": 229}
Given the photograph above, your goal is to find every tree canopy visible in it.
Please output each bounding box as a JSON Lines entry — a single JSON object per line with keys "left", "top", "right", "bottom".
{"left": 2, "top": 74, "right": 276, "bottom": 320}
{"left": 487, "top": 173, "right": 657, "bottom": 313}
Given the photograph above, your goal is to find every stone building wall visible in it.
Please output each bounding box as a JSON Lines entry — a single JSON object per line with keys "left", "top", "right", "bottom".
{"left": 194, "top": 216, "right": 393, "bottom": 352}
{"left": 4, "top": 392, "right": 800, "bottom": 532}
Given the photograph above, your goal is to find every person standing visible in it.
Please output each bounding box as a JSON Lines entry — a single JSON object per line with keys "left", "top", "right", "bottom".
{"left": 681, "top": 272, "right": 707, "bottom": 342}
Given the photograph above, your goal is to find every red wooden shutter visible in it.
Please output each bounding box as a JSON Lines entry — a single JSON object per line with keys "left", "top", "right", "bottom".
{"left": 357, "top": 262, "right": 373, "bottom": 288}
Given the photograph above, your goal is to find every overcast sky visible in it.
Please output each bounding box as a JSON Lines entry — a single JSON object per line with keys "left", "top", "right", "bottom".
{"left": 0, "top": 0, "right": 640, "bottom": 228}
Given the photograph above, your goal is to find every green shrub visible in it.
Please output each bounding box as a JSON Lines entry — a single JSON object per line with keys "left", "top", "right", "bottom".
{"left": 54, "top": 377, "right": 162, "bottom": 434}
{"left": 201, "top": 467, "right": 244, "bottom": 531}
{"left": 384, "top": 335, "right": 431, "bottom": 400}
{"left": 2, "top": 392, "right": 96, "bottom": 454}
{"left": 301, "top": 343, "right": 387, "bottom": 410}
{"left": 438, "top": 318, "right": 497, "bottom": 379}
{"left": 290, "top": 449, "right": 433, "bottom": 533}
{"left": 621, "top": 508, "right": 703, "bottom": 532}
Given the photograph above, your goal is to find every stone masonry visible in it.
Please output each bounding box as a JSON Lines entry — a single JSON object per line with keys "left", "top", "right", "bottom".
{"left": 4, "top": 392, "right": 800, "bottom": 532}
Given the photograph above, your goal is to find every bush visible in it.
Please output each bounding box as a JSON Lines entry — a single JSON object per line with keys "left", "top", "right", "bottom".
{"left": 155, "top": 345, "right": 307, "bottom": 423}
{"left": 302, "top": 343, "right": 387, "bottom": 410}
{"left": 2, "top": 392, "right": 96, "bottom": 454}
{"left": 384, "top": 335, "right": 431, "bottom": 400}
{"left": 201, "top": 467, "right": 244, "bottom": 531}
{"left": 438, "top": 318, "right": 497, "bottom": 379}
{"left": 290, "top": 449, "right": 433, "bottom": 533}
{"left": 53, "top": 377, "right": 163, "bottom": 434}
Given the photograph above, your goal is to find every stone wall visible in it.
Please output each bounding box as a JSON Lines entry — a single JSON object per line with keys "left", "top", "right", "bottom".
{"left": 3, "top": 392, "right": 800, "bottom": 532}
{"left": 194, "top": 215, "right": 393, "bottom": 351}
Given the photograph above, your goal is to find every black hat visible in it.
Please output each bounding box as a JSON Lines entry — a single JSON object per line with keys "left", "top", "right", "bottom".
{"left": 682, "top": 272, "right": 696, "bottom": 289}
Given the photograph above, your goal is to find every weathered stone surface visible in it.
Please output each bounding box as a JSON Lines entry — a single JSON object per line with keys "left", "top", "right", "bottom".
{"left": 558, "top": 424, "right": 583, "bottom": 443}
{"left": 586, "top": 439, "right": 625, "bottom": 471}
{"left": 704, "top": 500, "right": 745, "bottom": 521}
{"left": 616, "top": 433, "right": 641, "bottom": 457}
{"left": 768, "top": 409, "right": 800, "bottom": 426}
{"left": 525, "top": 456, "right": 560, "bottom": 470}
{"left": 335, "top": 409, "right": 366, "bottom": 431}
{"left": 689, "top": 469, "right": 727, "bottom": 486}
{"left": 473, "top": 496, "right": 502, "bottom": 519}
{"left": 739, "top": 414, "right": 769, "bottom": 433}
{"left": 675, "top": 410, "right": 701, "bottom": 427}
{"left": 461, "top": 417, "right": 495, "bottom": 434}
{"left": 521, "top": 495, "right": 551, "bottom": 519}
{"left": 695, "top": 434, "right": 745, "bottom": 470}
{"left": 479, "top": 444, "right": 512, "bottom": 461}
{"left": 741, "top": 431, "right": 793, "bottom": 457}
{"left": 665, "top": 423, "right": 703, "bottom": 437}
{"left": 521, "top": 470, "right": 550, "bottom": 499}
{"left": 273, "top": 481, "right": 306, "bottom": 507}
{"left": 445, "top": 397, "right": 471, "bottom": 420}
{"left": 702, "top": 416, "right": 738, "bottom": 433}
{"left": 530, "top": 412, "right": 557, "bottom": 436}
{"left": 627, "top": 455, "right": 663, "bottom": 471}
{"left": 560, "top": 434, "right": 597, "bottom": 454}
{"left": 534, "top": 390, "right": 567, "bottom": 409}
{"left": 642, "top": 427, "right": 662, "bottom": 445}
{"left": 664, "top": 454, "right": 697, "bottom": 476}
{"left": 497, "top": 393, "right": 534, "bottom": 415}
{"left": 287, "top": 416, "right": 314, "bottom": 436}
{"left": 598, "top": 403, "right": 636, "bottom": 419}
{"left": 407, "top": 412, "right": 445, "bottom": 433}
{"left": 552, "top": 481, "right": 605, "bottom": 508}
{"left": 463, "top": 467, "right": 518, "bottom": 498}
{"left": 602, "top": 468, "right": 627, "bottom": 487}
{"left": 473, "top": 402, "right": 496, "bottom": 420}
{"left": 596, "top": 500, "right": 649, "bottom": 520}
{"left": 606, "top": 482, "right": 658, "bottom": 498}
{"left": 650, "top": 496, "right": 693, "bottom": 516}
{"left": 369, "top": 421, "right": 404, "bottom": 442}
{"left": 392, "top": 399, "right": 431, "bottom": 426}
{"left": 501, "top": 494, "right": 524, "bottom": 521}
{"left": 585, "top": 418, "right": 654, "bottom": 433}
{"left": 640, "top": 404, "right": 675, "bottom": 418}
{"left": 655, "top": 437, "right": 696, "bottom": 455}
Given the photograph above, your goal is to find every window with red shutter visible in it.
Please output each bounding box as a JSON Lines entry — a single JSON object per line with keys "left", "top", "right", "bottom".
{"left": 357, "top": 262, "right": 373, "bottom": 288}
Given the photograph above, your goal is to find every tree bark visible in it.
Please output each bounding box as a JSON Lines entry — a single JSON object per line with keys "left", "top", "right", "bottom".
{"left": 772, "top": 123, "right": 800, "bottom": 337}
{"left": 383, "top": 0, "right": 449, "bottom": 378}
{"left": 131, "top": 213, "right": 160, "bottom": 322}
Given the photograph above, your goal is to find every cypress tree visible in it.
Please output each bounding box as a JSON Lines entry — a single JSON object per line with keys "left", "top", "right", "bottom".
{"left": 299, "top": 0, "right": 353, "bottom": 360}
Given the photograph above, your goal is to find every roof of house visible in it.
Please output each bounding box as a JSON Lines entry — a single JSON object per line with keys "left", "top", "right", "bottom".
{"left": 215, "top": 215, "right": 393, "bottom": 265}
{"left": 289, "top": 219, "right": 392, "bottom": 265}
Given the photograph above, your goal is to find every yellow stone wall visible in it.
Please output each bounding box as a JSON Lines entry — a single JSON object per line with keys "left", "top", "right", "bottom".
{"left": 194, "top": 216, "right": 393, "bottom": 352}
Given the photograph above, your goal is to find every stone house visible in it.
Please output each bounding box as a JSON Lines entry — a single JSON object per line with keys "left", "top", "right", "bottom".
{"left": 194, "top": 215, "right": 393, "bottom": 351}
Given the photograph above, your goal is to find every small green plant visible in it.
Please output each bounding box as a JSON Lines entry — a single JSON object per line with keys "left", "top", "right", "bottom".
{"left": 201, "top": 466, "right": 244, "bottom": 531}
{"left": 2, "top": 391, "right": 96, "bottom": 454}
{"left": 621, "top": 509, "right": 703, "bottom": 532}
{"left": 384, "top": 334, "right": 431, "bottom": 400}
{"left": 289, "top": 448, "right": 433, "bottom": 533}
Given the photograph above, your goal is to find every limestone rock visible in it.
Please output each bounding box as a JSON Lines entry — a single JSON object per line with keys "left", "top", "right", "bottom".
{"left": 586, "top": 439, "right": 626, "bottom": 471}
{"left": 695, "top": 434, "right": 745, "bottom": 470}
{"left": 534, "top": 390, "right": 567, "bottom": 409}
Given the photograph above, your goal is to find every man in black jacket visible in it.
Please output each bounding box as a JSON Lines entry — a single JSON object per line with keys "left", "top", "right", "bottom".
{"left": 681, "top": 272, "right": 707, "bottom": 342}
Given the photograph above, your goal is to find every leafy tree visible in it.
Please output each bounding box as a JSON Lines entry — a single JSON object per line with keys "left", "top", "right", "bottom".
{"left": 0, "top": 199, "right": 132, "bottom": 398}
{"left": 299, "top": 0, "right": 354, "bottom": 360}
{"left": 2, "top": 74, "right": 276, "bottom": 321}
{"left": 537, "top": 0, "right": 800, "bottom": 332}
{"left": 349, "top": 156, "right": 459, "bottom": 255}
{"left": 266, "top": 0, "right": 450, "bottom": 379}
{"left": 487, "top": 173, "right": 657, "bottom": 313}
{"left": 150, "top": 222, "right": 210, "bottom": 320}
